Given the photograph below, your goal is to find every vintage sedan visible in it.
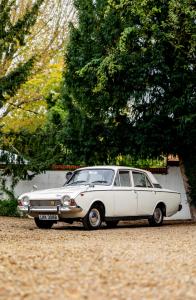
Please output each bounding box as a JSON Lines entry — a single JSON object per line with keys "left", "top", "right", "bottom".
{"left": 18, "top": 166, "right": 182, "bottom": 230}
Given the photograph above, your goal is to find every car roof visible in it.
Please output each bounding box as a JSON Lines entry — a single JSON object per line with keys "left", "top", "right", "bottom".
{"left": 76, "top": 165, "right": 159, "bottom": 184}
{"left": 78, "top": 165, "right": 144, "bottom": 172}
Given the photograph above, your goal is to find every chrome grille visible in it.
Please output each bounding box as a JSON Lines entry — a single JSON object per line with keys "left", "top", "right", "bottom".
{"left": 30, "top": 200, "right": 61, "bottom": 207}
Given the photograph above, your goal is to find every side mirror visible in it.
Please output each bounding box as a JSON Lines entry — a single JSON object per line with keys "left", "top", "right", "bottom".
{"left": 65, "top": 171, "right": 73, "bottom": 182}
{"left": 32, "top": 185, "right": 38, "bottom": 191}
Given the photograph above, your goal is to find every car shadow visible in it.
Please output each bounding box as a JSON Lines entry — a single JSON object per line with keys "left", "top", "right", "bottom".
{"left": 52, "top": 221, "right": 151, "bottom": 231}
{"left": 51, "top": 220, "right": 195, "bottom": 231}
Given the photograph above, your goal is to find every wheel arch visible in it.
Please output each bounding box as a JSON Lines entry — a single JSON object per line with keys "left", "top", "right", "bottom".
{"left": 82, "top": 200, "right": 106, "bottom": 230}
{"left": 90, "top": 200, "right": 105, "bottom": 218}
{"left": 156, "top": 202, "right": 166, "bottom": 216}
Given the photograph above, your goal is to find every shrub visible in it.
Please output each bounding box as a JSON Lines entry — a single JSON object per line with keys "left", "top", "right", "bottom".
{"left": 0, "top": 199, "right": 20, "bottom": 217}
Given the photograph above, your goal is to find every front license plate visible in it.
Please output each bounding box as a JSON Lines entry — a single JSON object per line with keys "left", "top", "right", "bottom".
{"left": 39, "top": 215, "right": 59, "bottom": 221}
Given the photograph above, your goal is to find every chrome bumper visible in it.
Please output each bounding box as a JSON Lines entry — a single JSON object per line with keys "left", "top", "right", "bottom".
{"left": 19, "top": 205, "right": 82, "bottom": 214}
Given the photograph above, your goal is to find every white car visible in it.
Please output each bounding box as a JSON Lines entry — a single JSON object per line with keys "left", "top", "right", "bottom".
{"left": 18, "top": 166, "right": 182, "bottom": 230}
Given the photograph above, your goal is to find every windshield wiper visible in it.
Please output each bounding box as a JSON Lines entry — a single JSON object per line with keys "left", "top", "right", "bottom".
{"left": 91, "top": 180, "right": 108, "bottom": 184}
{"left": 68, "top": 180, "right": 87, "bottom": 185}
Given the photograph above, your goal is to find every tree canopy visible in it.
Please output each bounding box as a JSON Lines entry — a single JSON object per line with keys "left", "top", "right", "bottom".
{"left": 0, "top": 0, "right": 75, "bottom": 176}
{"left": 0, "top": 0, "right": 195, "bottom": 203}
{"left": 0, "top": 0, "right": 44, "bottom": 108}
{"left": 63, "top": 0, "right": 195, "bottom": 162}
{"left": 0, "top": 0, "right": 76, "bottom": 129}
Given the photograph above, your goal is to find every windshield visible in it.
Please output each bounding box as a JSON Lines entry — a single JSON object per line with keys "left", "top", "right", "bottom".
{"left": 66, "top": 169, "right": 114, "bottom": 186}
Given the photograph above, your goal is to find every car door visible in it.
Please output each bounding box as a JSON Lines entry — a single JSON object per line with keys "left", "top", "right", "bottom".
{"left": 113, "top": 170, "right": 137, "bottom": 216}
{"left": 132, "top": 171, "right": 156, "bottom": 215}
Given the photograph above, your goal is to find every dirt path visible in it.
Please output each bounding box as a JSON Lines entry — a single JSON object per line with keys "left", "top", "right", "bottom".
{"left": 0, "top": 217, "right": 195, "bottom": 300}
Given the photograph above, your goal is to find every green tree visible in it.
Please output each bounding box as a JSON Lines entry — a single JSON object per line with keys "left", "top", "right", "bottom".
{"left": 0, "top": 0, "right": 76, "bottom": 124}
{"left": 63, "top": 0, "right": 195, "bottom": 202}
{"left": 63, "top": 0, "right": 135, "bottom": 164}
{"left": 0, "top": 0, "right": 44, "bottom": 108}
{"left": 0, "top": 0, "right": 43, "bottom": 200}
{"left": 0, "top": 55, "right": 63, "bottom": 133}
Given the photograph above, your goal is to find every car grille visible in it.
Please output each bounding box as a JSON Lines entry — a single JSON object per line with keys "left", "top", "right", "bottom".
{"left": 30, "top": 200, "right": 61, "bottom": 207}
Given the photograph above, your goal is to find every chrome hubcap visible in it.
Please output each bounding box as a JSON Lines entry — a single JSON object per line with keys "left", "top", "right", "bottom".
{"left": 154, "top": 207, "right": 162, "bottom": 223}
{"left": 89, "top": 208, "right": 101, "bottom": 227}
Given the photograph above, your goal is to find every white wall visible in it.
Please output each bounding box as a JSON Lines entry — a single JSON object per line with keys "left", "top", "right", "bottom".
{"left": 1, "top": 167, "right": 191, "bottom": 220}
{"left": 15, "top": 171, "right": 66, "bottom": 195}
{"left": 154, "top": 167, "right": 191, "bottom": 220}
{"left": 0, "top": 171, "right": 66, "bottom": 200}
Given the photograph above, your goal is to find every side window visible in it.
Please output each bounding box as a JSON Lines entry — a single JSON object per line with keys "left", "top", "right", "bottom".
{"left": 119, "top": 170, "right": 131, "bottom": 187}
{"left": 133, "top": 172, "right": 146, "bottom": 187}
{"left": 132, "top": 172, "right": 153, "bottom": 188}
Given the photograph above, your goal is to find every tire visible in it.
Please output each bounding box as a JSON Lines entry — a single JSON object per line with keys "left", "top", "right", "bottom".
{"left": 34, "top": 218, "right": 54, "bottom": 229}
{"left": 106, "top": 220, "right": 119, "bottom": 228}
{"left": 82, "top": 204, "right": 104, "bottom": 230}
{"left": 148, "top": 206, "right": 163, "bottom": 227}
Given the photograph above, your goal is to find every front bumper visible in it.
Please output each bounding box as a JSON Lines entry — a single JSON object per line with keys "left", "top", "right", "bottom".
{"left": 18, "top": 205, "right": 83, "bottom": 218}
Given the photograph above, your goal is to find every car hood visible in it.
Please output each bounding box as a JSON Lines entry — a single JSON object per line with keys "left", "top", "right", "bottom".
{"left": 18, "top": 185, "right": 90, "bottom": 200}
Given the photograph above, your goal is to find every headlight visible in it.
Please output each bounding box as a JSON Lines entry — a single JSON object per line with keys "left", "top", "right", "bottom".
{"left": 21, "top": 196, "right": 30, "bottom": 206}
{"left": 61, "top": 195, "right": 71, "bottom": 206}
{"left": 61, "top": 195, "right": 77, "bottom": 206}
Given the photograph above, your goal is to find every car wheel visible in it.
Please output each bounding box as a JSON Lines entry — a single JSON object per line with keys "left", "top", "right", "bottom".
{"left": 148, "top": 206, "right": 163, "bottom": 226}
{"left": 82, "top": 204, "right": 104, "bottom": 230}
{"left": 34, "top": 218, "right": 54, "bottom": 229}
{"left": 106, "top": 220, "right": 119, "bottom": 228}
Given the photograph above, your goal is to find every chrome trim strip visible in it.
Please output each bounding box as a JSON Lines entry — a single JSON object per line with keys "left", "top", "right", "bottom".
{"left": 105, "top": 215, "right": 151, "bottom": 221}
{"left": 19, "top": 206, "right": 82, "bottom": 213}
{"left": 81, "top": 189, "right": 180, "bottom": 194}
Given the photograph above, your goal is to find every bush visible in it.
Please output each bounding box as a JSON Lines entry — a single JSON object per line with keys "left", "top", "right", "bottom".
{"left": 0, "top": 199, "right": 20, "bottom": 217}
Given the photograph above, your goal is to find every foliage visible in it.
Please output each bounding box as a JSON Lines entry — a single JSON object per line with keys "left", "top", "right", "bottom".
{"left": 0, "top": 0, "right": 44, "bottom": 199}
{"left": 0, "top": 0, "right": 75, "bottom": 127}
{"left": 183, "top": 152, "right": 196, "bottom": 206}
{"left": 62, "top": 0, "right": 195, "bottom": 203}
{"left": 0, "top": 59, "right": 66, "bottom": 198}
{"left": 0, "top": 199, "right": 19, "bottom": 217}
{"left": 0, "top": 0, "right": 195, "bottom": 206}
{"left": 115, "top": 155, "right": 166, "bottom": 168}
{"left": 0, "top": 83, "right": 68, "bottom": 178}
{"left": 0, "top": 149, "right": 30, "bottom": 201}
{"left": 0, "top": 0, "right": 44, "bottom": 108}
{"left": 0, "top": 56, "right": 63, "bottom": 133}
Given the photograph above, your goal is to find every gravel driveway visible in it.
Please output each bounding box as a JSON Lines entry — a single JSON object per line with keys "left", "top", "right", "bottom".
{"left": 0, "top": 217, "right": 195, "bottom": 300}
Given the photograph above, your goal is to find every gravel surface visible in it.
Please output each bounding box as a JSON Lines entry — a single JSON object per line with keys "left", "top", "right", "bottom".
{"left": 0, "top": 217, "right": 195, "bottom": 300}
